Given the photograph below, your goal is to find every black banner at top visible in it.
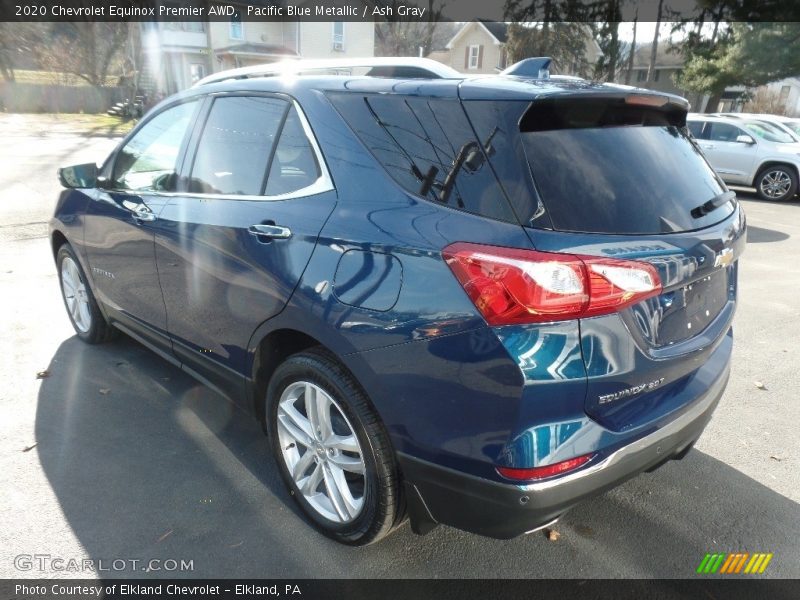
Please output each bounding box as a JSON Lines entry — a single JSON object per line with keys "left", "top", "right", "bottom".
{"left": 1, "top": 0, "right": 799, "bottom": 22}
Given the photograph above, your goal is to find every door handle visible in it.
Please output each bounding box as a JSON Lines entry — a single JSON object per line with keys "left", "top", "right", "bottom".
{"left": 701, "top": 144, "right": 716, "bottom": 150}
{"left": 248, "top": 224, "right": 292, "bottom": 239}
{"left": 132, "top": 206, "right": 156, "bottom": 222}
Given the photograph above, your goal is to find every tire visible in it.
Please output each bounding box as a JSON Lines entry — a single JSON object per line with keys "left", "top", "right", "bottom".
{"left": 265, "top": 347, "right": 402, "bottom": 545}
{"left": 754, "top": 165, "right": 798, "bottom": 202}
{"left": 56, "top": 243, "right": 117, "bottom": 344}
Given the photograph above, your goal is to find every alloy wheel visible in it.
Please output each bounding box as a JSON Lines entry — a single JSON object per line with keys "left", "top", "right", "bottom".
{"left": 759, "top": 170, "right": 792, "bottom": 199}
{"left": 60, "top": 256, "right": 92, "bottom": 333}
{"left": 276, "top": 381, "right": 366, "bottom": 523}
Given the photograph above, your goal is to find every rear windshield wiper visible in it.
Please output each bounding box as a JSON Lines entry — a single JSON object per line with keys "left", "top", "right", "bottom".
{"left": 690, "top": 191, "right": 735, "bottom": 219}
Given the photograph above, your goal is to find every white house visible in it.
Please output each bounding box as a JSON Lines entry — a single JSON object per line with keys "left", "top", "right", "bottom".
{"left": 140, "top": 1, "right": 374, "bottom": 96}
{"left": 428, "top": 20, "right": 603, "bottom": 76}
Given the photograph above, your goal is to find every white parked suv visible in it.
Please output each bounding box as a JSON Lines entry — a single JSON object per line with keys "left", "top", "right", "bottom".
{"left": 687, "top": 113, "right": 800, "bottom": 201}
{"left": 715, "top": 112, "right": 800, "bottom": 141}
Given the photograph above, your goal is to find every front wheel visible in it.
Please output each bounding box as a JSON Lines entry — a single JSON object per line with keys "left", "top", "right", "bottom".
{"left": 56, "top": 244, "right": 117, "bottom": 344}
{"left": 755, "top": 165, "right": 798, "bottom": 202}
{"left": 265, "top": 348, "right": 402, "bottom": 545}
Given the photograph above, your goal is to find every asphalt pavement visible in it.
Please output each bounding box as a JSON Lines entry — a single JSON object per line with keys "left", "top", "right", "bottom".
{"left": 0, "top": 115, "right": 798, "bottom": 579}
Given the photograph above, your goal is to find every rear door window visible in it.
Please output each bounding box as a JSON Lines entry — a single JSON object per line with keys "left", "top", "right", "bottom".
{"left": 188, "top": 96, "right": 287, "bottom": 195}
{"left": 518, "top": 98, "right": 734, "bottom": 234}
{"left": 265, "top": 107, "right": 321, "bottom": 196}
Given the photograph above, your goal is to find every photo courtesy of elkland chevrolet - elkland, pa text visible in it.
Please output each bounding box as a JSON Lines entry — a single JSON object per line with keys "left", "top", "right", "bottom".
{"left": 0, "top": 1, "right": 798, "bottom": 599}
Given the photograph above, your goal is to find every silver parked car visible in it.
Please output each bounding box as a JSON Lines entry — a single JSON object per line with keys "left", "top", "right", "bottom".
{"left": 715, "top": 112, "right": 800, "bottom": 142}
{"left": 688, "top": 113, "right": 800, "bottom": 201}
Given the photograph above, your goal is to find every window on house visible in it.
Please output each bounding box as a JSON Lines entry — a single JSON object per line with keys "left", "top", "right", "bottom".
{"left": 164, "top": 21, "right": 204, "bottom": 32}
{"left": 467, "top": 45, "right": 480, "bottom": 69}
{"left": 654, "top": 69, "right": 661, "bottom": 82}
{"left": 780, "top": 85, "right": 791, "bottom": 102}
{"left": 189, "top": 63, "right": 206, "bottom": 85}
{"left": 229, "top": 14, "right": 243, "bottom": 40}
{"left": 497, "top": 49, "right": 507, "bottom": 70}
{"left": 636, "top": 70, "right": 646, "bottom": 82}
{"left": 332, "top": 22, "right": 345, "bottom": 51}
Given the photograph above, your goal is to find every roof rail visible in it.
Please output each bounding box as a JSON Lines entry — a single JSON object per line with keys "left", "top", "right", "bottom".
{"left": 501, "top": 57, "right": 553, "bottom": 79}
{"left": 194, "top": 57, "right": 462, "bottom": 87}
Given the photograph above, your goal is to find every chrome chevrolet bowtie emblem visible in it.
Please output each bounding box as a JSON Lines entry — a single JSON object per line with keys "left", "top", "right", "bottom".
{"left": 714, "top": 248, "right": 734, "bottom": 268}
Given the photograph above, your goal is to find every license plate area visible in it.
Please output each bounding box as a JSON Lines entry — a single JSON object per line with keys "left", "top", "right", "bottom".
{"left": 656, "top": 268, "right": 729, "bottom": 346}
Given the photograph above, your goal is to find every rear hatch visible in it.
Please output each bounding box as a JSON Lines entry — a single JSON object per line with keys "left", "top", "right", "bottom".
{"left": 461, "top": 87, "right": 745, "bottom": 431}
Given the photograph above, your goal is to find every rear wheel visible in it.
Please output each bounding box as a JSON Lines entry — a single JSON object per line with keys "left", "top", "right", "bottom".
{"left": 56, "top": 244, "right": 117, "bottom": 344}
{"left": 755, "top": 165, "right": 798, "bottom": 202}
{"left": 265, "top": 348, "right": 401, "bottom": 545}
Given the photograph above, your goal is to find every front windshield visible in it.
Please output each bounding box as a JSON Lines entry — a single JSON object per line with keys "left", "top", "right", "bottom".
{"left": 743, "top": 121, "right": 795, "bottom": 143}
{"left": 784, "top": 121, "right": 800, "bottom": 137}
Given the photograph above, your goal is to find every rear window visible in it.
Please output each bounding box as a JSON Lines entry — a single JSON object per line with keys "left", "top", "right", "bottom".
{"left": 519, "top": 98, "right": 734, "bottom": 234}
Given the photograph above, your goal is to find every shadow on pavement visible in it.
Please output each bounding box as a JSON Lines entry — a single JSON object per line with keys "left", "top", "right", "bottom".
{"left": 34, "top": 335, "right": 800, "bottom": 580}
{"left": 746, "top": 226, "right": 791, "bottom": 244}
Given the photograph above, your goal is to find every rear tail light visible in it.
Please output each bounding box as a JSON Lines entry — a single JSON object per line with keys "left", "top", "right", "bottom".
{"left": 496, "top": 454, "right": 594, "bottom": 481}
{"left": 443, "top": 242, "right": 661, "bottom": 326}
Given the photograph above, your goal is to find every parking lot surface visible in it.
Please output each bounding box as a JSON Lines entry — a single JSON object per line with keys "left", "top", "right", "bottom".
{"left": 1, "top": 115, "right": 798, "bottom": 578}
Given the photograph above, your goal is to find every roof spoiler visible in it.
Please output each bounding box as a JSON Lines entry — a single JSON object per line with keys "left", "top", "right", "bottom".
{"left": 501, "top": 57, "right": 552, "bottom": 79}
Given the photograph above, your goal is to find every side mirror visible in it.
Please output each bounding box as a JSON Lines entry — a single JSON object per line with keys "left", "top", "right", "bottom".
{"left": 58, "top": 163, "right": 98, "bottom": 188}
{"left": 736, "top": 134, "right": 756, "bottom": 145}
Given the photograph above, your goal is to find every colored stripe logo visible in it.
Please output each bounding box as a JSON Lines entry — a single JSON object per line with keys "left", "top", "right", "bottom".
{"left": 696, "top": 553, "right": 773, "bottom": 574}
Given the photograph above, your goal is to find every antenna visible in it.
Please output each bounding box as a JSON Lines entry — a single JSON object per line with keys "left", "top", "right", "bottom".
{"left": 501, "top": 57, "right": 552, "bottom": 79}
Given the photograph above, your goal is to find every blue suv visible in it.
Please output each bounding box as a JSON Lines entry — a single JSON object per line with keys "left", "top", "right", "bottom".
{"left": 50, "top": 62, "right": 745, "bottom": 545}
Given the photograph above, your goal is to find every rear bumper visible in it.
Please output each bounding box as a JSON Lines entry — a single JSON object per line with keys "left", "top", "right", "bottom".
{"left": 399, "top": 365, "right": 728, "bottom": 539}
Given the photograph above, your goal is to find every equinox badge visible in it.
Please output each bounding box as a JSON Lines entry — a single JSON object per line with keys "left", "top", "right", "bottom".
{"left": 598, "top": 378, "right": 665, "bottom": 405}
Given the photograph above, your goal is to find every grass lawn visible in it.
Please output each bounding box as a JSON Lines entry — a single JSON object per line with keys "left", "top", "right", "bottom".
{"left": 13, "top": 70, "right": 118, "bottom": 87}
{"left": 0, "top": 113, "right": 136, "bottom": 137}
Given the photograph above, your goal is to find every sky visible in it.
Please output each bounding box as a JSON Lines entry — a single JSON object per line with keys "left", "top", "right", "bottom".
{"left": 617, "top": 21, "right": 719, "bottom": 44}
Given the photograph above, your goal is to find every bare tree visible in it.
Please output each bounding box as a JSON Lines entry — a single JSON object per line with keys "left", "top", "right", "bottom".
{"left": 0, "top": 23, "right": 46, "bottom": 82}
{"left": 624, "top": 11, "right": 638, "bottom": 85}
{"left": 37, "top": 22, "right": 128, "bottom": 87}
{"left": 375, "top": 1, "right": 454, "bottom": 57}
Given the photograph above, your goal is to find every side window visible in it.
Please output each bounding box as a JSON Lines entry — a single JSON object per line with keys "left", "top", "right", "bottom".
{"left": 328, "top": 93, "right": 518, "bottom": 224}
{"left": 112, "top": 101, "right": 197, "bottom": 192}
{"left": 708, "top": 123, "right": 741, "bottom": 142}
{"left": 189, "top": 96, "right": 287, "bottom": 195}
{"left": 265, "top": 107, "right": 321, "bottom": 196}
{"left": 687, "top": 121, "right": 705, "bottom": 139}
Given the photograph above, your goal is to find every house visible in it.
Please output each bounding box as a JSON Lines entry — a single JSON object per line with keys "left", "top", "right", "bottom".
{"left": 428, "top": 20, "right": 602, "bottom": 76}
{"left": 619, "top": 42, "right": 765, "bottom": 113}
{"left": 622, "top": 42, "right": 685, "bottom": 94}
{"left": 139, "top": 1, "right": 374, "bottom": 97}
{"left": 618, "top": 41, "right": 715, "bottom": 110}
{"left": 431, "top": 20, "right": 510, "bottom": 74}
{"left": 748, "top": 77, "right": 800, "bottom": 117}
